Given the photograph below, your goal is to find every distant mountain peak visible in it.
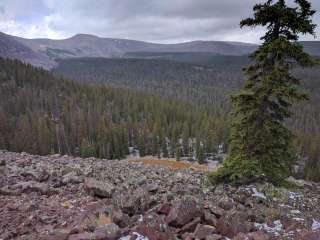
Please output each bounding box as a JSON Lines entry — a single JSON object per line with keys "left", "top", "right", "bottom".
{"left": 70, "top": 33, "right": 99, "bottom": 39}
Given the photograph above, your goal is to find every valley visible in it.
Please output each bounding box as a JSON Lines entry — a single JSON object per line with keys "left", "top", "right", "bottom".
{"left": 0, "top": 31, "right": 320, "bottom": 181}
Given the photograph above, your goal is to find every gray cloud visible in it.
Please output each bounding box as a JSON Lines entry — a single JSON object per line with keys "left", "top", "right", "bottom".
{"left": 0, "top": 0, "right": 319, "bottom": 43}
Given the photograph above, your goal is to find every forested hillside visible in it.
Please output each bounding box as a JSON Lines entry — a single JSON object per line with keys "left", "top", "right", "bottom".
{"left": 53, "top": 56, "right": 320, "bottom": 180}
{"left": 53, "top": 57, "right": 320, "bottom": 131}
{"left": 124, "top": 52, "right": 252, "bottom": 67}
{"left": 53, "top": 57, "right": 243, "bottom": 107}
{"left": 0, "top": 58, "right": 227, "bottom": 160}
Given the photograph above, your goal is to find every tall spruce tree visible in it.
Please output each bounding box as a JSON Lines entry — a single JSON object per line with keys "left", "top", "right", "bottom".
{"left": 209, "top": 0, "right": 317, "bottom": 184}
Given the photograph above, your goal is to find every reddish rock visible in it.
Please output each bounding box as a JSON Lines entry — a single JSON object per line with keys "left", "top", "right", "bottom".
{"left": 135, "top": 225, "right": 175, "bottom": 240}
{"left": 181, "top": 232, "right": 195, "bottom": 240}
{"left": 250, "top": 231, "right": 270, "bottom": 240}
{"left": 194, "top": 224, "right": 217, "bottom": 240}
{"left": 299, "top": 231, "right": 320, "bottom": 240}
{"left": 166, "top": 196, "right": 202, "bottom": 227}
{"left": 68, "top": 232, "right": 93, "bottom": 240}
{"left": 216, "top": 211, "right": 253, "bottom": 238}
{"left": 179, "top": 217, "right": 201, "bottom": 234}
{"left": 131, "top": 213, "right": 174, "bottom": 240}
{"left": 158, "top": 202, "right": 171, "bottom": 215}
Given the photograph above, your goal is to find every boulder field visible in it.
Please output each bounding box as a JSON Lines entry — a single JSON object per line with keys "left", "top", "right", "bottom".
{"left": 0, "top": 150, "right": 319, "bottom": 240}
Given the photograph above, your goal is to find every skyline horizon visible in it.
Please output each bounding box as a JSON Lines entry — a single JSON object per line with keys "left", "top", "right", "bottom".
{"left": 1, "top": 30, "right": 319, "bottom": 45}
{"left": 1, "top": 0, "right": 319, "bottom": 44}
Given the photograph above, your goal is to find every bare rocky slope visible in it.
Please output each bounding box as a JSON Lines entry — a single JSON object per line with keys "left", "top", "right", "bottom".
{"left": 0, "top": 150, "right": 319, "bottom": 240}
{"left": 0, "top": 32, "right": 54, "bottom": 69}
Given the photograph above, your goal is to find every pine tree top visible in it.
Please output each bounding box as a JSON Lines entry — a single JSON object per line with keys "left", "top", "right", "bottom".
{"left": 240, "top": 0, "right": 316, "bottom": 42}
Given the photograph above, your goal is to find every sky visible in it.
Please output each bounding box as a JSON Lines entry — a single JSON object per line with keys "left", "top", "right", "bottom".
{"left": 0, "top": 0, "right": 319, "bottom": 43}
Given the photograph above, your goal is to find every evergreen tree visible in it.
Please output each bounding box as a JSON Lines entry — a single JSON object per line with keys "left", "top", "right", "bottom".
{"left": 0, "top": 132, "right": 5, "bottom": 149}
{"left": 137, "top": 134, "right": 146, "bottom": 157}
{"left": 80, "top": 138, "right": 96, "bottom": 158}
{"left": 37, "top": 117, "right": 52, "bottom": 155}
{"left": 196, "top": 138, "right": 205, "bottom": 164}
{"left": 162, "top": 138, "right": 169, "bottom": 158}
{"left": 175, "top": 146, "right": 182, "bottom": 161}
{"left": 209, "top": 0, "right": 317, "bottom": 184}
{"left": 304, "top": 135, "right": 320, "bottom": 181}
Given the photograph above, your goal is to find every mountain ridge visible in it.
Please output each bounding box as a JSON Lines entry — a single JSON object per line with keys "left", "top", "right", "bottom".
{"left": 0, "top": 32, "right": 259, "bottom": 68}
{"left": 1, "top": 31, "right": 319, "bottom": 69}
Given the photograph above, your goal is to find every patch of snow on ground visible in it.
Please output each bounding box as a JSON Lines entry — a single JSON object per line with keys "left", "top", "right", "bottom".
{"left": 312, "top": 219, "right": 320, "bottom": 231}
{"left": 288, "top": 192, "right": 301, "bottom": 200}
{"left": 252, "top": 187, "right": 267, "bottom": 199}
{"left": 255, "top": 220, "right": 283, "bottom": 236}
{"left": 290, "top": 210, "right": 301, "bottom": 214}
{"left": 279, "top": 204, "right": 293, "bottom": 209}
{"left": 292, "top": 217, "right": 305, "bottom": 222}
{"left": 119, "top": 232, "right": 149, "bottom": 240}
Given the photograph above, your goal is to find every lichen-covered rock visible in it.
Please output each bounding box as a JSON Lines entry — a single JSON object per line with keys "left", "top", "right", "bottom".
{"left": 84, "top": 178, "right": 115, "bottom": 198}
{"left": 119, "top": 187, "right": 152, "bottom": 215}
{"left": 13, "top": 181, "right": 50, "bottom": 195}
{"left": 21, "top": 168, "right": 50, "bottom": 182}
{"left": 93, "top": 223, "right": 120, "bottom": 240}
{"left": 62, "top": 171, "right": 83, "bottom": 184}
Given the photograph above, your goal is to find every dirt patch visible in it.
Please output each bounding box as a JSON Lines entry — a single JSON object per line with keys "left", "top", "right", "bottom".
{"left": 129, "top": 158, "right": 210, "bottom": 172}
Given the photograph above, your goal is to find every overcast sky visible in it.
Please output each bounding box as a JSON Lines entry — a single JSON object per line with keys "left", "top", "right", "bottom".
{"left": 0, "top": 0, "right": 319, "bottom": 43}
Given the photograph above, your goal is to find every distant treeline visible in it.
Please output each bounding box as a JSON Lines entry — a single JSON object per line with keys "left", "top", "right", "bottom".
{"left": 0, "top": 58, "right": 228, "bottom": 161}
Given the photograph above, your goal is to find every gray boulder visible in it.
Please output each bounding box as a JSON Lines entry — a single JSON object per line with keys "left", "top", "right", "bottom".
{"left": 84, "top": 178, "right": 115, "bottom": 198}
{"left": 93, "top": 223, "right": 120, "bottom": 240}
{"left": 13, "top": 181, "right": 50, "bottom": 195}
{"left": 62, "top": 171, "right": 83, "bottom": 184}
